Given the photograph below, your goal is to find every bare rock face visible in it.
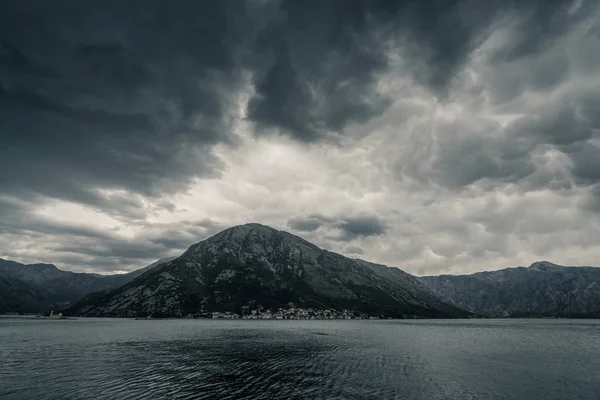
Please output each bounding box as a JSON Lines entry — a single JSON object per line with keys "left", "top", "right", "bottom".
{"left": 68, "top": 223, "right": 469, "bottom": 318}
{"left": 421, "top": 261, "right": 600, "bottom": 317}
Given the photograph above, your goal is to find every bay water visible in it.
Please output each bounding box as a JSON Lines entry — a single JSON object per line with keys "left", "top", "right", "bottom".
{"left": 1, "top": 318, "right": 599, "bottom": 399}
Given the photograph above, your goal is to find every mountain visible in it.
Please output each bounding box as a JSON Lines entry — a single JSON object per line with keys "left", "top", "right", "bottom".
{"left": 420, "top": 261, "right": 600, "bottom": 318}
{"left": 0, "top": 274, "right": 50, "bottom": 314}
{"left": 67, "top": 223, "right": 469, "bottom": 318}
{"left": 0, "top": 257, "right": 173, "bottom": 313}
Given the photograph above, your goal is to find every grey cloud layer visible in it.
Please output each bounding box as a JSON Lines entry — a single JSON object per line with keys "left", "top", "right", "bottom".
{"left": 288, "top": 214, "right": 387, "bottom": 241}
{"left": 0, "top": 197, "right": 222, "bottom": 272}
{"left": 1, "top": 0, "right": 599, "bottom": 273}
{"left": 1, "top": 1, "right": 251, "bottom": 208}
{"left": 0, "top": 0, "right": 475, "bottom": 270}
{"left": 2, "top": 0, "right": 579, "bottom": 204}
{"left": 397, "top": 1, "right": 600, "bottom": 194}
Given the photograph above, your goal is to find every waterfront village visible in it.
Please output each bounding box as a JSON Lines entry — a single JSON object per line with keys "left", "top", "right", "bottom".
{"left": 187, "top": 306, "right": 381, "bottom": 320}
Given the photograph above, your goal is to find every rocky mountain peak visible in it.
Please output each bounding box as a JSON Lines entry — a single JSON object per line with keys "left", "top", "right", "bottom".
{"left": 528, "top": 261, "right": 561, "bottom": 271}
{"left": 213, "top": 223, "right": 283, "bottom": 242}
{"left": 422, "top": 261, "right": 600, "bottom": 317}
{"left": 184, "top": 223, "right": 321, "bottom": 259}
{"left": 67, "top": 223, "right": 469, "bottom": 318}
{"left": 29, "top": 263, "right": 61, "bottom": 272}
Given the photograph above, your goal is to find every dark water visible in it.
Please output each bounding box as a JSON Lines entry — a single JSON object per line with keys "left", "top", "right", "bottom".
{"left": 1, "top": 318, "right": 599, "bottom": 400}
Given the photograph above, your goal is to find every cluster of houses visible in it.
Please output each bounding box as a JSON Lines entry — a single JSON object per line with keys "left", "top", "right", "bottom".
{"left": 207, "top": 307, "right": 374, "bottom": 320}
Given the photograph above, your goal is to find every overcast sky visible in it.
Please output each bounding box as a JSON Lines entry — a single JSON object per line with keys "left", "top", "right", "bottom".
{"left": 1, "top": 0, "right": 599, "bottom": 275}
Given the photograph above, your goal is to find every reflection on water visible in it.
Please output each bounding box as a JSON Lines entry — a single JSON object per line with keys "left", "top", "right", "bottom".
{"left": 1, "top": 318, "right": 600, "bottom": 399}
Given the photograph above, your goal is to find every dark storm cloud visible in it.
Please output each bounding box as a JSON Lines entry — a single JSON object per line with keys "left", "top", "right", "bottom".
{"left": 486, "top": 0, "right": 594, "bottom": 64}
{"left": 287, "top": 217, "right": 323, "bottom": 232}
{"left": 421, "top": 119, "right": 538, "bottom": 189}
{"left": 580, "top": 184, "right": 600, "bottom": 213}
{"left": 569, "top": 143, "right": 600, "bottom": 185}
{"left": 0, "top": 0, "right": 253, "bottom": 207}
{"left": 336, "top": 215, "right": 388, "bottom": 240}
{"left": 344, "top": 245, "right": 365, "bottom": 255}
{"left": 247, "top": 0, "right": 503, "bottom": 140}
{"left": 517, "top": 90, "right": 600, "bottom": 148}
{"left": 287, "top": 213, "right": 387, "bottom": 241}
{"left": 287, "top": 213, "right": 338, "bottom": 232}
{"left": 250, "top": 0, "right": 595, "bottom": 144}
{"left": 398, "top": 0, "right": 600, "bottom": 195}
{"left": 1, "top": 0, "right": 587, "bottom": 206}
{"left": 287, "top": 213, "right": 339, "bottom": 231}
{"left": 417, "top": 87, "right": 600, "bottom": 191}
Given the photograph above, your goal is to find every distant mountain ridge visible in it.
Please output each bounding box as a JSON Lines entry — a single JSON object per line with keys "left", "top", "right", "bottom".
{"left": 5, "top": 228, "right": 600, "bottom": 319}
{"left": 0, "top": 273, "right": 50, "bottom": 314}
{"left": 420, "top": 261, "right": 600, "bottom": 317}
{"left": 67, "top": 223, "right": 469, "bottom": 318}
{"left": 0, "top": 257, "right": 173, "bottom": 313}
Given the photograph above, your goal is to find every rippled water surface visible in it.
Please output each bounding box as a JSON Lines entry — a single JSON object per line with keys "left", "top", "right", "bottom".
{"left": 1, "top": 318, "right": 599, "bottom": 399}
